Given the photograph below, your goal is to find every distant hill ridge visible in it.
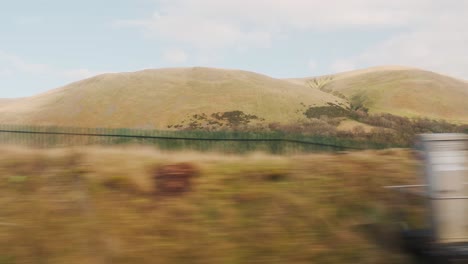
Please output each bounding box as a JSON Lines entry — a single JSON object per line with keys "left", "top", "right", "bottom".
{"left": 0, "top": 66, "right": 467, "bottom": 129}
{"left": 287, "top": 66, "right": 468, "bottom": 123}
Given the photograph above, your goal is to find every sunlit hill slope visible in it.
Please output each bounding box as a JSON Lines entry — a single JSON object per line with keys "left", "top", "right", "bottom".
{"left": 288, "top": 66, "right": 468, "bottom": 123}
{"left": 0, "top": 67, "right": 344, "bottom": 129}
{"left": 0, "top": 66, "right": 467, "bottom": 129}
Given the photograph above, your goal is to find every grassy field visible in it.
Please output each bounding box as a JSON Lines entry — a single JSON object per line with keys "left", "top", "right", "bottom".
{"left": 0, "top": 145, "right": 427, "bottom": 264}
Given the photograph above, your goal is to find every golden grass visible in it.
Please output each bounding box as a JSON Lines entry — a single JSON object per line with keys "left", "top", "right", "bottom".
{"left": 1, "top": 66, "right": 466, "bottom": 129}
{"left": 336, "top": 119, "right": 379, "bottom": 133}
{"left": 0, "top": 67, "right": 345, "bottom": 129}
{"left": 0, "top": 145, "right": 425, "bottom": 264}
{"left": 289, "top": 67, "right": 468, "bottom": 123}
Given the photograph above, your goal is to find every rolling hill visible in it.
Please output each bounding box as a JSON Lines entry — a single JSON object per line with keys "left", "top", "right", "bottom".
{"left": 288, "top": 66, "right": 468, "bottom": 123}
{"left": 0, "top": 66, "right": 466, "bottom": 129}
{"left": 0, "top": 67, "right": 345, "bottom": 129}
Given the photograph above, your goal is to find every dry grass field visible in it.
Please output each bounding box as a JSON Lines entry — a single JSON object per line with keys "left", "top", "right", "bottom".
{"left": 0, "top": 145, "right": 426, "bottom": 264}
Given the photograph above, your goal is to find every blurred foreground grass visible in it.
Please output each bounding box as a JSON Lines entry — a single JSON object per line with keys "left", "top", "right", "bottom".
{"left": 0, "top": 145, "right": 426, "bottom": 264}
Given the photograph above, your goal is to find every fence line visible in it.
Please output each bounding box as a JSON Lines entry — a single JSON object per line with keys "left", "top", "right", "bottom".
{"left": 0, "top": 128, "right": 365, "bottom": 150}
{"left": 0, "top": 124, "right": 394, "bottom": 153}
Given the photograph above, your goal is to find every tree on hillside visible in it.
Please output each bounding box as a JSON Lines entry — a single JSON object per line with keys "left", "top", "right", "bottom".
{"left": 350, "top": 92, "right": 369, "bottom": 113}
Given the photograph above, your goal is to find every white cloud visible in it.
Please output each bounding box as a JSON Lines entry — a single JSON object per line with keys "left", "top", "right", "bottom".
{"left": 307, "top": 60, "right": 317, "bottom": 73}
{"left": 0, "top": 51, "right": 51, "bottom": 75}
{"left": 63, "top": 68, "right": 101, "bottom": 80}
{"left": 118, "top": 11, "right": 271, "bottom": 50}
{"left": 0, "top": 50, "right": 104, "bottom": 82}
{"left": 196, "top": 53, "right": 223, "bottom": 66}
{"left": 162, "top": 49, "right": 188, "bottom": 64}
{"left": 115, "top": 0, "right": 468, "bottom": 79}
{"left": 118, "top": 0, "right": 436, "bottom": 48}
{"left": 134, "top": 0, "right": 423, "bottom": 31}
{"left": 0, "top": 69, "right": 14, "bottom": 76}
{"left": 330, "top": 60, "right": 356, "bottom": 73}
{"left": 327, "top": 4, "right": 468, "bottom": 79}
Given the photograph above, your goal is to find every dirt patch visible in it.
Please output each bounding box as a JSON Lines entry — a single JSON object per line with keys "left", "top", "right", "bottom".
{"left": 154, "top": 163, "right": 199, "bottom": 194}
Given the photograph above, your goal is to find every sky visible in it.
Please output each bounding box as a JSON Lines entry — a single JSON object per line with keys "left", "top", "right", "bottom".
{"left": 1, "top": 0, "right": 467, "bottom": 98}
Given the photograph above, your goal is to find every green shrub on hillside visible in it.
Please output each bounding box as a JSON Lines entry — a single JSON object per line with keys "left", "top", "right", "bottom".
{"left": 169, "top": 110, "right": 265, "bottom": 131}
{"left": 303, "top": 103, "right": 352, "bottom": 119}
{"left": 350, "top": 92, "right": 369, "bottom": 112}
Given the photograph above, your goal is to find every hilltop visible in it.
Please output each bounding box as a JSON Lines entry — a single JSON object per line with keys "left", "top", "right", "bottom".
{"left": 0, "top": 66, "right": 466, "bottom": 130}
{"left": 288, "top": 66, "right": 468, "bottom": 123}
{"left": 0, "top": 67, "right": 344, "bottom": 129}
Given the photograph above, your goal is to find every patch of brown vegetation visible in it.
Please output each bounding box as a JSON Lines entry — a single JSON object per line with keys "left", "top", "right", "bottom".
{"left": 154, "top": 162, "right": 199, "bottom": 194}
{"left": 0, "top": 145, "right": 422, "bottom": 264}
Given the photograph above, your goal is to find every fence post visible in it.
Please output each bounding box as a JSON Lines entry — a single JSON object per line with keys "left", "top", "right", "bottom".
{"left": 419, "top": 133, "right": 468, "bottom": 243}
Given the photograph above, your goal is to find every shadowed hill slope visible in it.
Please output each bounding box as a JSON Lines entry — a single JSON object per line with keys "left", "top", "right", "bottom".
{"left": 0, "top": 67, "right": 344, "bottom": 129}
{"left": 288, "top": 66, "right": 468, "bottom": 123}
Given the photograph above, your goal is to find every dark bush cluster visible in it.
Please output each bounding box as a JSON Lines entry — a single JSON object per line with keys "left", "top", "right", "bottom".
{"left": 167, "top": 100, "right": 467, "bottom": 148}
{"left": 168, "top": 110, "right": 265, "bottom": 130}
{"left": 303, "top": 103, "right": 352, "bottom": 119}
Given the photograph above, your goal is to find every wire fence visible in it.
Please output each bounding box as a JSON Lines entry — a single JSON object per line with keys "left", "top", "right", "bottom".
{"left": 0, "top": 124, "right": 396, "bottom": 154}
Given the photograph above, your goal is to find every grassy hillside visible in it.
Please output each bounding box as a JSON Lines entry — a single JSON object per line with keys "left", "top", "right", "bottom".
{"left": 0, "top": 145, "right": 424, "bottom": 264}
{"left": 0, "top": 67, "right": 344, "bottom": 129}
{"left": 289, "top": 66, "right": 468, "bottom": 123}
{"left": 1, "top": 66, "right": 466, "bottom": 131}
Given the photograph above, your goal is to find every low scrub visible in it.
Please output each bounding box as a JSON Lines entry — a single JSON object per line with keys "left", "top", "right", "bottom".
{"left": 0, "top": 145, "right": 424, "bottom": 264}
